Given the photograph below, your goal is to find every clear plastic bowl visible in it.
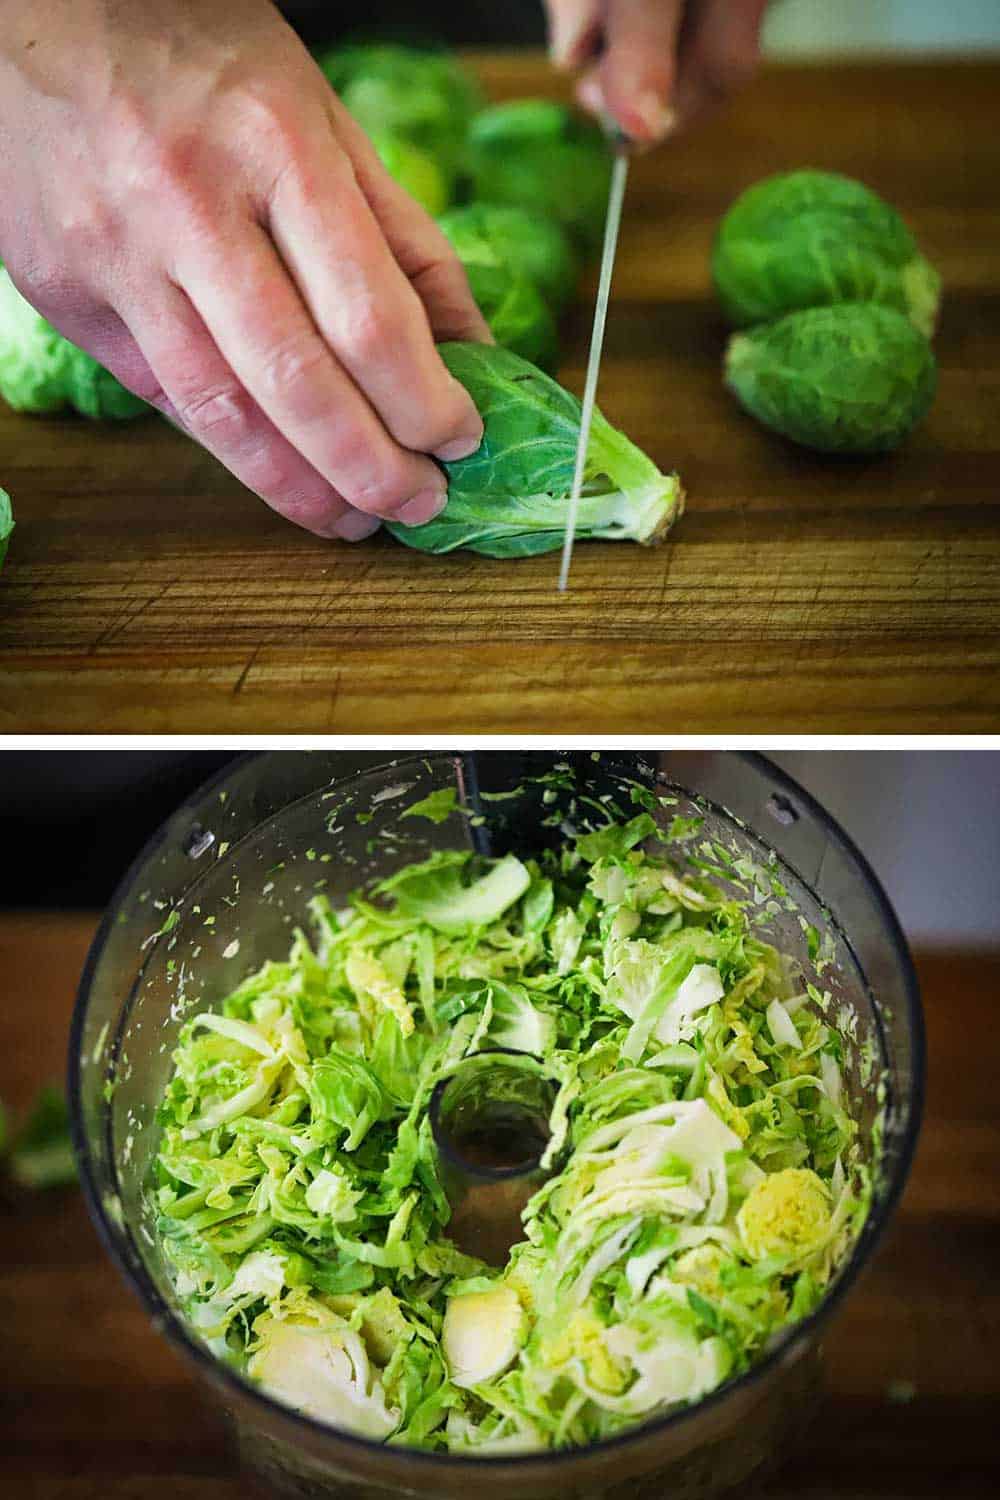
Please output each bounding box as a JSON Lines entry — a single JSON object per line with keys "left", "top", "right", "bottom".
{"left": 69, "top": 751, "right": 924, "bottom": 1500}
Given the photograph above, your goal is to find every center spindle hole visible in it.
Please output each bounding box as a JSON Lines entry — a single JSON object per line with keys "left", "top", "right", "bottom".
{"left": 448, "top": 1098, "right": 551, "bottom": 1174}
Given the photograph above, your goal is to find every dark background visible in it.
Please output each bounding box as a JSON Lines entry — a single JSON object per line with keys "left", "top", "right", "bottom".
{"left": 0, "top": 752, "right": 237, "bottom": 907}
{"left": 275, "top": 3, "right": 545, "bottom": 47}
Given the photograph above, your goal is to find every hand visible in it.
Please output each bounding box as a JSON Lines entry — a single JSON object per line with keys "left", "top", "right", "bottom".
{"left": 0, "top": 1, "right": 490, "bottom": 540}
{"left": 546, "top": 0, "right": 770, "bottom": 145}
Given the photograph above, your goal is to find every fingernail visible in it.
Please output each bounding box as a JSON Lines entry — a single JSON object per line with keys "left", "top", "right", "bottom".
{"left": 633, "top": 92, "right": 676, "bottom": 142}
{"left": 335, "top": 510, "right": 383, "bottom": 541}
{"left": 395, "top": 487, "right": 448, "bottom": 528}
{"left": 435, "top": 429, "right": 483, "bottom": 463}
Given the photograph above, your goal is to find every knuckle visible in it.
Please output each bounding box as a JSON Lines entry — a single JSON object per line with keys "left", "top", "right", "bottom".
{"left": 257, "top": 334, "right": 331, "bottom": 415}
{"left": 176, "top": 383, "right": 253, "bottom": 445}
{"left": 53, "top": 189, "right": 119, "bottom": 262}
{"left": 340, "top": 300, "right": 393, "bottom": 368}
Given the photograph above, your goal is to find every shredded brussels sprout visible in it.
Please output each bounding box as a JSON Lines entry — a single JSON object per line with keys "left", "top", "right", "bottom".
{"left": 153, "top": 813, "right": 871, "bottom": 1453}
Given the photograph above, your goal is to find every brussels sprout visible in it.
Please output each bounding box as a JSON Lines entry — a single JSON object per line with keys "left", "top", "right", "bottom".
{"left": 370, "top": 131, "right": 450, "bottom": 215}
{"left": 0, "top": 266, "right": 148, "bottom": 420}
{"left": 713, "top": 170, "right": 941, "bottom": 337}
{"left": 445, "top": 225, "right": 559, "bottom": 374}
{"left": 467, "top": 100, "right": 612, "bottom": 253}
{"left": 316, "top": 43, "right": 484, "bottom": 189}
{"left": 0, "top": 487, "right": 13, "bottom": 573}
{"left": 386, "top": 342, "right": 682, "bottom": 557}
{"left": 725, "top": 303, "right": 937, "bottom": 454}
{"left": 438, "top": 203, "right": 578, "bottom": 313}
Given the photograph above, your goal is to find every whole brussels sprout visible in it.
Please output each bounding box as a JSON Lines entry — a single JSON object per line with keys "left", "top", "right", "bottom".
{"left": 0, "top": 267, "right": 148, "bottom": 420}
{"left": 438, "top": 203, "right": 578, "bottom": 313}
{"left": 316, "top": 43, "right": 484, "bottom": 190}
{"left": 725, "top": 303, "right": 937, "bottom": 453}
{"left": 370, "top": 131, "right": 450, "bottom": 215}
{"left": 463, "top": 260, "right": 559, "bottom": 374}
{"left": 467, "top": 100, "right": 612, "bottom": 253}
{"left": 0, "top": 487, "right": 12, "bottom": 573}
{"left": 713, "top": 170, "right": 941, "bottom": 337}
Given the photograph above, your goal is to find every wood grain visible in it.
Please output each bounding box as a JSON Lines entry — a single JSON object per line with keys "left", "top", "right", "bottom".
{"left": 1, "top": 912, "right": 998, "bottom": 1497}
{"left": 0, "top": 57, "right": 999, "bottom": 732}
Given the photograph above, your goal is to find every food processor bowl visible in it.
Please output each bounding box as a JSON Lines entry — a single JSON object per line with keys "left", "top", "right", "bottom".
{"left": 69, "top": 751, "right": 923, "bottom": 1500}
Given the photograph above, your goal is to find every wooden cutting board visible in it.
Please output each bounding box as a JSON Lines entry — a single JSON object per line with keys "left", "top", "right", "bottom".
{"left": 1, "top": 912, "right": 997, "bottom": 1497}
{"left": 0, "top": 57, "right": 998, "bottom": 732}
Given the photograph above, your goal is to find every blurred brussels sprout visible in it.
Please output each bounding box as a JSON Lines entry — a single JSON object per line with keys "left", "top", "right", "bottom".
{"left": 725, "top": 303, "right": 937, "bottom": 453}
{"left": 370, "top": 132, "right": 450, "bottom": 215}
{"left": 0, "top": 266, "right": 148, "bottom": 421}
{"left": 0, "top": 488, "right": 12, "bottom": 572}
{"left": 463, "top": 259, "right": 559, "bottom": 374}
{"left": 713, "top": 170, "right": 941, "bottom": 337}
{"left": 438, "top": 203, "right": 578, "bottom": 313}
{"left": 467, "top": 100, "right": 612, "bottom": 253}
{"left": 316, "top": 43, "right": 484, "bottom": 190}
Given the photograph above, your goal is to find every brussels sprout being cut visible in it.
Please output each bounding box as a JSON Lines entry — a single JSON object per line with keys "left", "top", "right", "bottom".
{"left": 713, "top": 170, "right": 941, "bottom": 337}
{"left": 468, "top": 100, "right": 613, "bottom": 253}
{"left": 0, "top": 267, "right": 148, "bottom": 420}
{"left": 0, "top": 488, "right": 12, "bottom": 573}
{"left": 387, "top": 342, "right": 683, "bottom": 557}
{"left": 725, "top": 303, "right": 937, "bottom": 454}
{"left": 317, "top": 43, "right": 484, "bottom": 190}
{"left": 439, "top": 203, "right": 579, "bottom": 314}
{"left": 370, "top": 132, "right": 449, "bottom": 216}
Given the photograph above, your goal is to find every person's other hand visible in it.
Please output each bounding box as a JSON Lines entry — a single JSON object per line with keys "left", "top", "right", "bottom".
{"left": 0, "top": 0, "right": 490, "bottom": 540}
{"left": 545, "top": 0, "right": 770, "bottom": 145}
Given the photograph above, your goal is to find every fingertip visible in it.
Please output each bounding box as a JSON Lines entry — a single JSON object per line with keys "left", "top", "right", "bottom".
{"left": 332, "top": 510, "right": 383, "bottom": 542}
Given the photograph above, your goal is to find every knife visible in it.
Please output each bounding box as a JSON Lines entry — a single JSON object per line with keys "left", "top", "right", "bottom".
{"left": 557, "top": 122, "right": 631, "bottom": 593}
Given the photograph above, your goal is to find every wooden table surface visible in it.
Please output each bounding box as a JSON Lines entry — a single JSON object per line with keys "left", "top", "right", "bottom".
{"left": 1, "top": 56, "right": 999, "bottom": 734}
{"left": 2, "top": 911, "right": 998, "bottom": 1498}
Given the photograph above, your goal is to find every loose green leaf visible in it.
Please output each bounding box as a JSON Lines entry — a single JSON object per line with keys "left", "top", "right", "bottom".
{"left": 401, "top": 787, "right": 460, "bottom": 824}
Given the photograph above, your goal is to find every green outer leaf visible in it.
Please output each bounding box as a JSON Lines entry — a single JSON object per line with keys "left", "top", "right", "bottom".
{"left": 712, "top": 169, "right": 941, "bottom": 337}
{"left": 386, "top": 342, "right": 681, "bottom": 558}
{"left": 0, "top": 488, "right": 12, "bottom": 572}
{"left": 725, "top": 303, "right": 937, "bottom": 454}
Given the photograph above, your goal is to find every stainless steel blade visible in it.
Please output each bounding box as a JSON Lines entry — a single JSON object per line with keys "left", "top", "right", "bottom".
{"left": 557, "top": 143, "right": 630, "bottom": 593}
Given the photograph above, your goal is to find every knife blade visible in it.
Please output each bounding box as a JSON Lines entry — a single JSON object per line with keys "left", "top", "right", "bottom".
{"left": 557, "top": 129, "right": 631, "bottom": 593}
